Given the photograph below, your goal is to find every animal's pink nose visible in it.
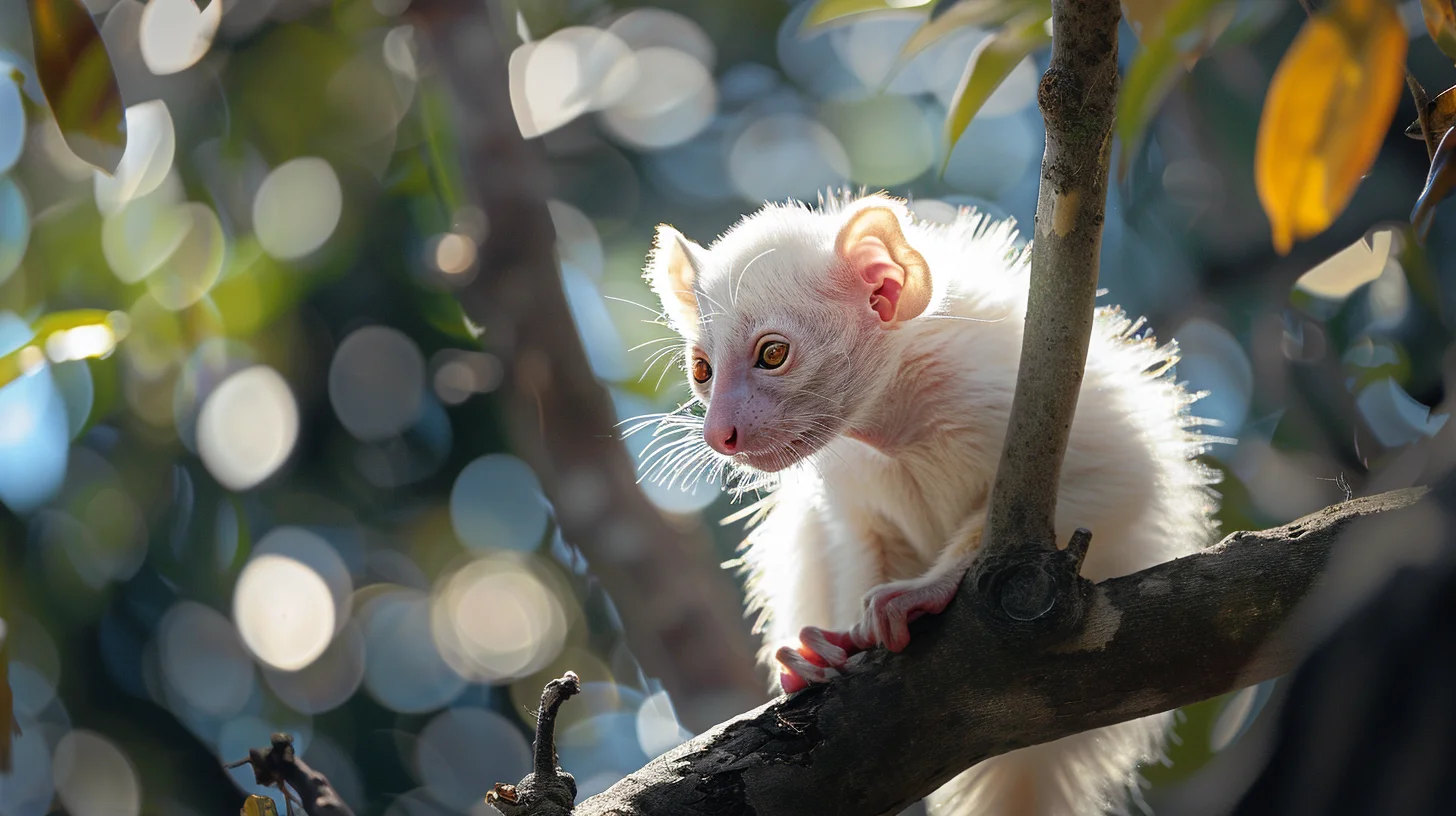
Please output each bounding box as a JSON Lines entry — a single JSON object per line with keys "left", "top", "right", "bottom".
{"left": 708, "top": 425, "right": 739, "bottom": 455}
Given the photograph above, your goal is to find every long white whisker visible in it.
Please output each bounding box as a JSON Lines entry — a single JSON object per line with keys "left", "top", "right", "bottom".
{"left": 629, "top": 336, "right": 682, "bottom": 352}
{"left": 733, "top": 248, "right": 777, "bottom": 306}
{"left": 605, "top": 295, "right": 668, "bottom": 319}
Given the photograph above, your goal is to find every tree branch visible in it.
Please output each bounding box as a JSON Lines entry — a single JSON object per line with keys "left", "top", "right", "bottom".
{"left": 561, "top": 488, "right": 1425, "bottom": 815}
{"left": 978, "top": 0, "right": 1120, "bottom": 575}
{"left": 488, "top": 672, "right": 582, "bottom": 816}
{"left": 229, "top": 734, "right": 355, "bottom": 816}
{"left": 411, "top": 0, "right": 764, "bottom": 721}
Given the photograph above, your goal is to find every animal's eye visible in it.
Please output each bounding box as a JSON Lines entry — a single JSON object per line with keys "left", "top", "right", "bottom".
{"left": 757, "top": 340, "right": 789, "bottom": 369}
{"left": 692, "top": 358, "right": 712, "bottom": 383}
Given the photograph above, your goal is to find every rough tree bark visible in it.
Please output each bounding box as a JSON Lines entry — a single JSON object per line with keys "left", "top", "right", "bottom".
{"left": 564, "top": 489, "right": 1425, "bottom": 815}
{"left": 393, "top": 0, "right": 1435, "bottom": 814}
{"left": 410, "top": 0, "right": 764, "bottom": 724}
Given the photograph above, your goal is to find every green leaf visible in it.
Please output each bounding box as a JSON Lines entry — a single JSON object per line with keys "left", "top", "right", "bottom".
{"left": 27, "top": 0, "right": 126, "bottom": 174}
{"left": 1115, "top": 0, "right": 1232, "bottom": 179}
{"left": 800, "top": 0, "right": 929, "bottom": 33}
{"left": 898, "top": 0, "right": 1049, "bottom": 65}
{"left": 1413, "top": 125, "right": 1456, "bottom": 241}
{"left": 940, "top": 11, "right": 1050, "bottom": 174}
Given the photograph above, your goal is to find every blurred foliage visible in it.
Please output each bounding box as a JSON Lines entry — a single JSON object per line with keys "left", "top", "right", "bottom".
{"left": 0, "top": 0, "right": 1454, "bottom": 815}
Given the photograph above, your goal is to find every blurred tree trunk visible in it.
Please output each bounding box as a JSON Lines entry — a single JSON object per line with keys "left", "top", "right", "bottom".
{"left": 410, "top": 0, "right": 765, "bottom": 727}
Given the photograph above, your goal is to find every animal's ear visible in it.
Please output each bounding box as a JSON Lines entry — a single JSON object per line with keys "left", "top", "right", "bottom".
{"left": 834, "top": 205, "right": 931, "bottom": 323}
{"left": 646, "top": 224, "right": 707, "bottom": 327}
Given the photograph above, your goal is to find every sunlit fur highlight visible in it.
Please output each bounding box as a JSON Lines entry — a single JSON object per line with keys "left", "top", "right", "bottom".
{"left": 631, "top": 190, "right": 1225, "bottom": 816}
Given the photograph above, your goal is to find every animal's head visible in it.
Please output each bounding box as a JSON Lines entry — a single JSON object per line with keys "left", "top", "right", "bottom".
{"left": 644, "top": 194, "right": 933, "bottom": 475}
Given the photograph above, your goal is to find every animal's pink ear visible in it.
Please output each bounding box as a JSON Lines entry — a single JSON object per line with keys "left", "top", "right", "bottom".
{"left": 834, "top": 206, "right": 931, "bottom": 323}
{"left": 645, "top": 224, "right": 707, "bottom": 329}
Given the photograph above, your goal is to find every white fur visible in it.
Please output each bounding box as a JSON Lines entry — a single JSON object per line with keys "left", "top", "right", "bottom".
{"left": 640, "top": 192, "right": 1223, "bottom": 816}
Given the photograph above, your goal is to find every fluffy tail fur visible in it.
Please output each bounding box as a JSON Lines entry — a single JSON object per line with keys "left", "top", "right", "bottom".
{"left": 925, "top": 713, "right": 1170, "bottom": 816}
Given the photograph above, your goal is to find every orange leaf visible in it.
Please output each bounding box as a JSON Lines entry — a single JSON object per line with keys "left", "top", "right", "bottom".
{"left": 1405, "top": 84, "right": 1456, "bottom": 141}
{"left": 1419, "top": 0, "right": 1456, "bottom": 61}
{"left": 1412, "top": 126, "right": 1456, "bottom": 240}
{"left": 1255, "top": 0, "right": 1407, "bottom": 255}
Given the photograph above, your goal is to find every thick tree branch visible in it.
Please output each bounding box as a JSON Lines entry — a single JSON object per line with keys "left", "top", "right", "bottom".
{"left": 562, "top": 488, "right": 1425, "bottom": 815}
{"left": 978, "top": 0, "right": 1121, "bottom": 575}
{"left": 411, "top": 0, "right": 763, "bottom": 720}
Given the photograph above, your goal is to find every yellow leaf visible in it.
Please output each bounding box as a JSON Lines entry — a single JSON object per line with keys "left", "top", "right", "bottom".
{"left": 1412, "top": 126, "right": 1456, "bottom": 240}
{"left": 1419, "top": 0, "right": 1456, "bottom": 61}
{"left": 241, "top": 795, "right": 280, "bottom": 816}
{"left": 1255, "top": 0, "right": 1407, "bottom": 256}
{"left": 27, "top": 0, "right": 126, "bottom": 174}
{"left": 1405, "top": 84, "right": 1456, "bottom": 141}
{"left": 800, "top": 0, "right": 930, "bottom": 33}
{"left": 940, "top": 10, "right": 1051, "bottom": 174}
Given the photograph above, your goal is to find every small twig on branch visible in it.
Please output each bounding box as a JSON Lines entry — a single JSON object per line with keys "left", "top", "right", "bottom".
{"left": 227, "top": 734, "right": 354, "bottom": 816}
{"left": 488, "top": 672, "right": 582, "bottom": 816}
{"left": 1407, "top": 70, "right": 1438, "bottom": 162}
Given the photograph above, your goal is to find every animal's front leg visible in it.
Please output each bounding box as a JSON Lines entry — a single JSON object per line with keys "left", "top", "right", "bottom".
{"left": 851, "top": 548, "right": 979, "bottom": 653}
{"left": 775, "top": 516, "right": 985, "bottom": 691}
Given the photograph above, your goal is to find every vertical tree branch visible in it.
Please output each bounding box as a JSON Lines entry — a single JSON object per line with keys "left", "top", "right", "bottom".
{"left": 488, "top": 672, "right": 582, "bottom": 816}
{"left": 410, "top": 0, "right": 764, "bottom": 721}
{"left": 978, "top": 0, "right": 1122, "bottom": 575}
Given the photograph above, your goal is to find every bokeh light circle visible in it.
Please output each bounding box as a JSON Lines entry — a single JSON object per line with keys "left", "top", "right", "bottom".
{"left": 233, "top": 552, "right": 337, "bottom": 671}
{"left": 94, "top": 100, "right": 176, "bottom": 216}
{"left": 139, "top": 0, "right": 222, "bottom": 75}
{"left": 599, "top": 48, "right": 716, "bottom": 151}
{"left": 262, "top": 621, "right": 366, "bottom": 714}
{"left": 52, "top": 730, "right": 141, "bottom": 816}
{"left": 329, "top": 325, "right": 425, "bottom": 441}
{"left": 157, "top": 600, "right": 256, "bottom": 716}
{"left": 728, "top": 114, "right": 849, "bottom": 204}
{"left": 448, "top": 453, "right": 550, "bottom": 551}
{"left": 101, "top": 172, "right": 189, "bottom": 284}
{"left": 360, "top": 587, "right": 467, "bottom": 713}
{"left": 253, "top": 157, "right": 343, "bottom": 260}
{"left": 253, "top": 525, "right": 354, "bottom": 634}
{"left": 196, "top": 365, "right": 299, "bottom": 490}
{"left": 414, "top": 707, "right": 531, "bottom": 809}
{"left": 0, "top": 176, "right": 29, "bottom": 287}
{"left": 146, "top": 202, "right": 226, "bottom": 310}
{"left": 430, "top": 553, "right": 570, "bottom": 683}
{"left": 0, "top": 64, "right": 24, "bottom": 174}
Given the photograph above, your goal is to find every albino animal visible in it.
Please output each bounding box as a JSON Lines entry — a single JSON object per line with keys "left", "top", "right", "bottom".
{"left": 635, "top": 191, "right": 1222, "bottom": 816}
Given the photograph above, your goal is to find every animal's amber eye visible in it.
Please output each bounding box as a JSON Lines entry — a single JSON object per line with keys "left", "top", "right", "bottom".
{"left": 757, "top": 341, "right": 789, "bottom": 369}
{"left": 692, "top": 358, "right": 712, "bottom": 383}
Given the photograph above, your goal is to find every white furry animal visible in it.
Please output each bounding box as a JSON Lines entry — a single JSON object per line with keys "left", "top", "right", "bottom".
{"left": 635, "top": 192, "right": 1222, "bottom": 816}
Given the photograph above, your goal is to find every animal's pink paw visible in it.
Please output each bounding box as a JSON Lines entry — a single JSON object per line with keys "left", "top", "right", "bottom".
{"left": 775, "top": 626, "right": 862, "bottom": 693}
{"left": 849, "top": 572, "right": 964, "bottom": 654}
